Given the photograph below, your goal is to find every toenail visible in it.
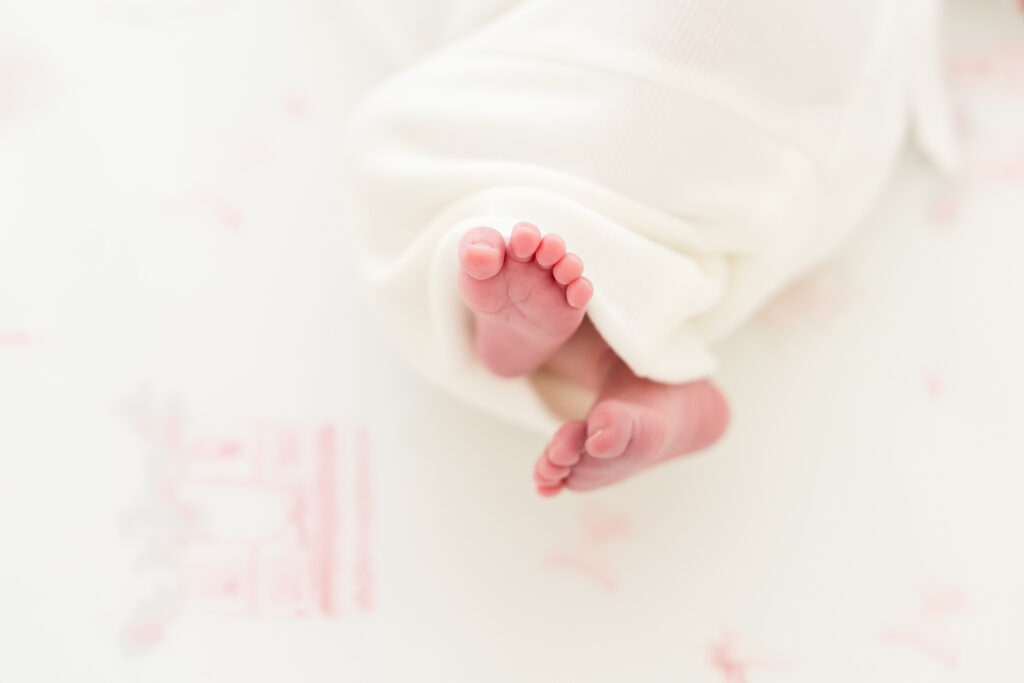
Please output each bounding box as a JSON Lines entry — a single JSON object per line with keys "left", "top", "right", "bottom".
{"left": 470, "top": 241, "right": 497, "bottom": 251}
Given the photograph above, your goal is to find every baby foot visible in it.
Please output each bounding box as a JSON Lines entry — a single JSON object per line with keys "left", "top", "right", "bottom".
{"left": 458, "top": 222, "right": 593, "bottom": 377}
{"left": 534, "top": 378, "right": 729, "bottom": 495}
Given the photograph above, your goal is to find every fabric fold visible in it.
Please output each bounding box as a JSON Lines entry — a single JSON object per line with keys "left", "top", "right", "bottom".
{"left": 341, "top": 0, "right": 956, "bottom": 433}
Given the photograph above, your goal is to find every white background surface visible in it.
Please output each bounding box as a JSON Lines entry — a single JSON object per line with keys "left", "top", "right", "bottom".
{"left": 1, "top": 1, "right": 1022, "bottom": 681}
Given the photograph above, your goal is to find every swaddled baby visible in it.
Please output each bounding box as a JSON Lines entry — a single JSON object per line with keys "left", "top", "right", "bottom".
{"left": 341, "top": 0, "right": 956, "bottom": 495}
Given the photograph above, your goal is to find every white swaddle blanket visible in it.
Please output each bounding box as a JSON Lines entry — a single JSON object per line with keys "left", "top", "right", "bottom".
{"left": 340, "top": 0, "right": 957, "bottom": 434}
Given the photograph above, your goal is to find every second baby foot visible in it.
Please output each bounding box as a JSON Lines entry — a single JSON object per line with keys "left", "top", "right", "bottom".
{"left": 534, "top": 378, "right": 730, "bottom": 495}
{"left": 458, "top": 222, "right": 593, "bottom": 377}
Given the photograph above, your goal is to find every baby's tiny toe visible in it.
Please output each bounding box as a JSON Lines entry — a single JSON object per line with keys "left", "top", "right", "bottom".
{"left": 537, "top": 456, "right": 571, "bottom": 482}
{"left": 534, "top": 234, "right": 566, "bottom": 268}
{"left": 547, "top": 420, "right": 586, "bottom": 466}
{"left": 458, "top": 226, "right": 506, "bottom": 280}
{"left": 585, "top": 402, "right": 633, "bottom": 459}
{"left": 565, "top": 277, "right": 593, "bottom": 309}
{"left": 509, "top": 222, "right": 543, "bottom": 261}
{"left": 552, "top": 253, "right": 584, "bottom": 285}
{"left": 548, "top": 443, "right": 581, "bottom": 467}
{"left": 536, "top": 483, "right": 563, "bottom": 497}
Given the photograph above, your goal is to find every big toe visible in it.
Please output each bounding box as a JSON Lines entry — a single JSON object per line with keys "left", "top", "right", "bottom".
{"left": 458, "top": 226, "right": 506, "bottom": 280}
{"left": 584, "top": 401, "right": 635, "bottom": 459}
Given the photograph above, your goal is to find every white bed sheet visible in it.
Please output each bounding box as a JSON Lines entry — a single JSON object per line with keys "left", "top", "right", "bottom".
{"left": 1, "top": 1, "right": 1022, "bottom": 681}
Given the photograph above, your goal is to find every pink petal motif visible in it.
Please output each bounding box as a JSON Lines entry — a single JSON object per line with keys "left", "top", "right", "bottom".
{"left": 881, "top": 580, "right": 971, "bottom": 670}
{"left": 707, "top": 632, "right": 788, "bottom": 683}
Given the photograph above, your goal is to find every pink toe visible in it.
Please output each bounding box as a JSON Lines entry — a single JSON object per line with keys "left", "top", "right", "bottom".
{"left": 537, "top": 457, "right": 571, "bottom": 481}
{"left": 548, "top": 420, "right": 586, "bottom": 466}
{"left": 458, "top": 226, "right": 506, "bottom": 280}
{"left": 509, "top": 222, "right": 542, "bottom": 261}
{"left": 534, "top": 234, "right": 566, "bottom": 268}
{"left": 565, "top": 277, "right": 593, "bottom": 308}
{"left": 585, "top": 403, "right": 633, "bottom": 458}
{"left": 537, "top": 483, "right": 563, "bottom": 497}
{"left": 552, "top": 253, "right": 584, "bottom": 285}
{"left": 548, "top": 443, "right": 581, "bottom": 467}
